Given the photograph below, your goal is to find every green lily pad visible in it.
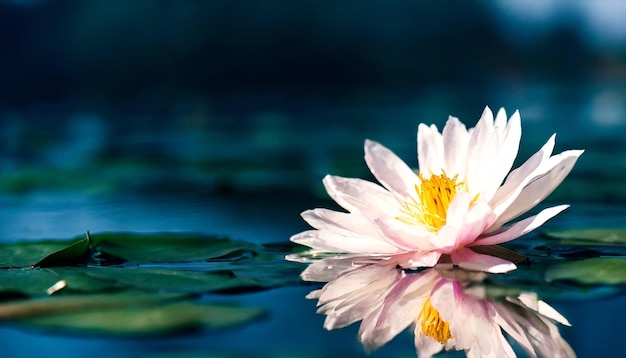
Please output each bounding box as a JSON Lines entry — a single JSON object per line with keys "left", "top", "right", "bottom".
{"left": 542, "top": 228, "right": 626, "bottom": 245}
{"left": 90, "top": 232, "right": 259, "bottom": 263}
{"left": 0, "top": 234, "right": 90, "bottom": 268}
{"left": 81, "top": 267, "right": 247, "bottom": 293}
{"left": 0, "top": 268, "right": 61, "bottom": 297}
{"left": 18, "top": 301, "right": 265, "bottom": 336}
{"left": 47, "top": 267, "right": 120, "bottom": 293}
{"left": 545, "top": 257, "right": 626, "bottom": 285}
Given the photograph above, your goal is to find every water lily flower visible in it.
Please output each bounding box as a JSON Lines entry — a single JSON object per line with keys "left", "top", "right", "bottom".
{"left": 307, "top": 263, "right": 574, "bottom": 357}
{"left": 291, "top": 107, "right": 583, "bottom": 273}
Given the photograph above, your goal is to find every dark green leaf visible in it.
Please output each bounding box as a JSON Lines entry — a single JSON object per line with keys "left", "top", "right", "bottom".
{"left": 90, "top": 232, "right": 259, "bottom": 263}
{"left": 0, "top": 234, "right": 90, "bottom": 268}
{"left": 37, "top": 233, "right": 90, "bottom": 267}
{"left": 545, "top": 257, "right": 626, "bottom": 285}
{"left": 18, "top": 301, "right": 265, "bottom": 336}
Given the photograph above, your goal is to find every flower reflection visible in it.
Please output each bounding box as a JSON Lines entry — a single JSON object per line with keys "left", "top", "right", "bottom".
{"left": 291, "top": 107, "right": 583, "bottom": 273}
{"left": 305, "top": 262, "right": 574, "bottom": 357}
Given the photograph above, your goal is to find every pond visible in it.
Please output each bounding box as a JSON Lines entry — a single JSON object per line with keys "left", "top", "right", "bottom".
{"left": 0, "top": 189, "right": 625, "bottom": 358}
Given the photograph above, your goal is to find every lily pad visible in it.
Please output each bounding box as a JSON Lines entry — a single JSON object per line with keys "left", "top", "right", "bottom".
{"left": 81, "top": 267, "right": 248, "bottom": 293}
{"left": 545, "top": 257, "right": 626, "bottom": 285}
{"left": 0, "top": 268, "right": 61, "bottom": 297}
{"left": 90, "top": 232, "right": 259, "bottom": 263}
{"left": 0, "top": 234, "right": 90, "bottom": 268}
{"left": 47, "top": 267, "right": 120, "bottom": 293}
{"left": 542, "top": 228, "right": 626, "bottom": 245}
{"left": 18, "top": 301, "right": 265, "bottom": 336}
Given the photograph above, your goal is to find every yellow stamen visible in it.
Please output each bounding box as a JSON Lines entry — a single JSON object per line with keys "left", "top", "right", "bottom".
{"left": 417, "top": 298, "right": 453, "bottom": 344}
{"left": 398, "top": 172, "right": 461, "bottom": 232}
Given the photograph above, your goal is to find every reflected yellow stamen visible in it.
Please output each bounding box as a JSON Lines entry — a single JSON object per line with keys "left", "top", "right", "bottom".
{"left": 398, "top": 172, "right": 461, "bottom": 232}
{"left": 418, "top": 298, "right": 453, "bottom": 344}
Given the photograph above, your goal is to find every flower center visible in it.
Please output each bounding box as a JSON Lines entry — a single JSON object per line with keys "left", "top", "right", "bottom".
{"left": 418, "top": 298, "right": 453, "bottom": 344}
{"left": 398, "top": 172, "right": 461, "bottom": 232}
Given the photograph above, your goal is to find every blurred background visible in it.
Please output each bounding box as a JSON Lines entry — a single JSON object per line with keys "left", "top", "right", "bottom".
{"left": 1, "top": 0, "right": 625, "bottom": 203}
{"left": 1, "top": 0, "right": 625, "bottom": 357}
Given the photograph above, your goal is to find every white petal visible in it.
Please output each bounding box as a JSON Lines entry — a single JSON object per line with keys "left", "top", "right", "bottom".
{"left": 305, "top": 289, "right": 322, "bottom": 299}
{"left": 320, "top": 266, "right": 400, "bottom": 330}
{"left": 290, "top": 230, "right": 400, "bottom": 254}
{"left": 322, "top": 175, "right": 397, "bottom": 214}
{"left": 492, "top": 304, "right": 538, "bottom": 357}
{"left": 490, "top": 149, "right": 583, "bottom": 229}
{"left": 364, "top": 139, "right": 419, "bottom": 199}
{"left": 372, "top": 216, "right": 436, "bottom": 251}
{"left": 414, "top": 332, "right": 444, "bottom": 358}
{"left": 464, "top": 106, "right": 498, "bottom": 195}
{"left": 418, "top": 123, "right": 444, "bottom": 178}
{"left": 403, "top": 250, "right": 443, "bottom": 268}
{"left": 428, "top": 195, "right": 494, "bottom": 252}
{"left": 301, "top": 208, "right": 382, "bottom": 239}
{"left": 317, "top": 265, "right": 397, "bottom": 305}
{"left": 441, "top": 116, "right": 469, "bottom": 177}
{"left": 518, "top": 292, "right": 571, "bottom": 326}
{"left": 299, "top": 255, "right": 372, "bottom": 282}
{"left": 433, "top": 283, "right": 515, "bottom": 357}
{"left": 488, "top": 135, "right": 556, "bottom": 224}
{"left": 450, "top": 247, "right": 517, "bottom": 273}
{"left": 473, "top": 205, "right": 569, "bottom": 246}
{"left": 359, "top": 270, "right": 440, "bottom": 352}
{"left": 482, "top": 109, "right": 522, "bottom": 202}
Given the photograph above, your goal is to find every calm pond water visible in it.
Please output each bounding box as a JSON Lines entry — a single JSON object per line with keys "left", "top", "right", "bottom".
{"left": 0, "top": 191, "right": 625, "bottom": 358}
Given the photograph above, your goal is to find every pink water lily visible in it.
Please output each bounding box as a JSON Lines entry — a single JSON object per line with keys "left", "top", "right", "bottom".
{"left": 307, "top": 263, "right": 574, "bottom": 357}
{"left": 291, "top": 107, "right": 583, "bottom": 273}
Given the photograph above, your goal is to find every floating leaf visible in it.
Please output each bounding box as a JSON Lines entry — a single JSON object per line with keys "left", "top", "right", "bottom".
{"left": 542, "top": 228, "right": 626, "bottom": 245}
{"left": 47, "top": 267, "right": 120, "bottom": 293}
{"left": 81, "top": 267, "right": 247, "bottom": 293}
{"left": 545, "top": 257, "right": 626, "bottom": 285}
{"left": 0, "top": 268, "right": 60, "bottom": 297}
{"left": 18, "top": 301, "right": 265, "bottom": 336}
{"left": 90, "top": 232, "right": 259, "bottom": 263}
{"left": 0, "top": 234, "right": 89, "bottom": 268}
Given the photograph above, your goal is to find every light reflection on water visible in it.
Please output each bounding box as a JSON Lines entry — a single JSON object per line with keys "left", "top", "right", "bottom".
{"left": 0, "top": 192, "right": 625, "bottom": 357}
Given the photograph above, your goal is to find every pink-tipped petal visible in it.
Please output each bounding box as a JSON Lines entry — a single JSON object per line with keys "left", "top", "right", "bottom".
{"left": 473, "top": 205, "right": 569, "bottom": 246}
{"left": 487, "top": 134, "right": 556, "bottom": 226}
{"left": 490, "top": 149, "right": 583, "bottom": 229}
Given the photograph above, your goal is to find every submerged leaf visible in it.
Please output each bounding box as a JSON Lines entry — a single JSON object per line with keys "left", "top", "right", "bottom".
{"left": 545, "top": 257, "right": 626, "bottom": 285}
{"left": 18, "top": 301, "right": 265, "bottom": 336}
{"left": 0, "top": 234, "right": 90, "bottom": 268}
{"left": 90, "top": 232, "right": 259, "bottom": 263}
{"left": 0, "top": 291, "right": 183, "bottom": 320}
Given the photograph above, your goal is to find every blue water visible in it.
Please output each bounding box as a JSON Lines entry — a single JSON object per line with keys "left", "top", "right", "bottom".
{"left": 1, "top": 192, "right": 625, "bottom": 357}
